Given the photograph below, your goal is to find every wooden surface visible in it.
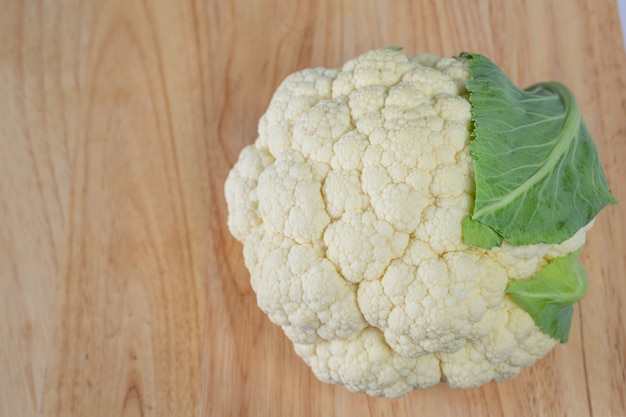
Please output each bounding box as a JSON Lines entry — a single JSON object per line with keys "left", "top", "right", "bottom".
{"left": 1, "top": 0, "right": 625, "bottom": 416}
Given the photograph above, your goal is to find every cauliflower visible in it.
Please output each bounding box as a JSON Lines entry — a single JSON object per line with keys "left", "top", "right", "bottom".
{"left": 224, "top": 49, "right": 614, "bottom": 398}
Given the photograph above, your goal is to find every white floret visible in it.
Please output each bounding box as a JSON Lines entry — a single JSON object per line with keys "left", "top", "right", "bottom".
{"left": 245, "top": 230, "right": 368, "bottom": 345}
{"left": 294, "top": 328, "right": 441, "bottom": 398}
{"left": 224, "top": 145, "right": 274, "bottom": 241}
{"left": 259, "top": 67, "right": 340, "bottom": 156}
{"left": 322, "top": 170, "right": 369, "bottom": 217}
{"left": 256, "top": 150, "right": 330, "bottom": 243}
{"left": 323, "top": 211, "right": 409, "bottom": 282}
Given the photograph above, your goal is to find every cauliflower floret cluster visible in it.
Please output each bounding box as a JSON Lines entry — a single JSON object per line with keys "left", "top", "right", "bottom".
{"left": 224, "top": 49, "right": 590, "bottom": 398}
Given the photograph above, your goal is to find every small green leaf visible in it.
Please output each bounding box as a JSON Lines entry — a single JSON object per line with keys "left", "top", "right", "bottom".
{"left": 386, "top": 46, "right": 404, "bottom": 51}
{"left": 506, "top": 250, "right": 588, "bottom": 343}
{"left": 461, "top": 53, "right": 616, "bottom": 246}
{"left": 461, "top": 215, "right": 503, "bottom": 249}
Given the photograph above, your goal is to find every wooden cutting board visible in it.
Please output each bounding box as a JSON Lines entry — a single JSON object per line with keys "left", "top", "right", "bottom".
{"left": 1, "top": 0, "right": 625, "bottom": 416}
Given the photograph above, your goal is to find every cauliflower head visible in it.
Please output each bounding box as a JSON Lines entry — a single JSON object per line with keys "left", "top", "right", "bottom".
{"left": 224, "top": 49, "right": 593, "bottom": 398}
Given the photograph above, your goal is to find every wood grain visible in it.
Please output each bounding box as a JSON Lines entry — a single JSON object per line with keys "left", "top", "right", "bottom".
{"left": 0, "top": 0, "right": 624, "bottom": 416}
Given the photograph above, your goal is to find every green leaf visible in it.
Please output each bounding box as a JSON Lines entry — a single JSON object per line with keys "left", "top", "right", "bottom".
{"left": 461, "top": 53, "right": 616, "bottom": 247}
{"left": 461, "top": 215, "right": 503, "bottom": 249}
{"left": 386, "top": 46, "right": 404, "bottom": 51}
{"left": 506, "top": 250, "right": 588, "bottom": 343}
